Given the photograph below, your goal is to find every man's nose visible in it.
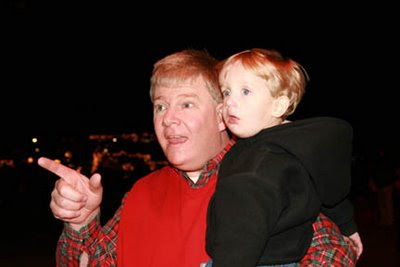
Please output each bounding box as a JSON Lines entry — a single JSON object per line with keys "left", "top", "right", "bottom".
{"left": 162, "top": 107, "right": 180, "bottom": 127}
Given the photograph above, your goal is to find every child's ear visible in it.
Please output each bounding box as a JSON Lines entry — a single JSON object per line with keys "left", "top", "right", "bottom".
{"left": 216, "top": 103, "right": 226, "bottom": 131}
{"left": 272, "top": 95, "right": 290, "bottom": 118}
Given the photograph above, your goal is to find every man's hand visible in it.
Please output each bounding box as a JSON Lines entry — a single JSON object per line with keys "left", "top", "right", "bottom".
{"left": 38, "top": 157, "right": 103, "bottom": 230}
{"left": 344, "top": 232, "right": 363, "bottom": 260}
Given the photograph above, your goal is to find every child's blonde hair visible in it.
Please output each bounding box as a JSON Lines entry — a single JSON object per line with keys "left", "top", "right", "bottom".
{"left": 219, "top": 48, "right": 308, "bottom": 118}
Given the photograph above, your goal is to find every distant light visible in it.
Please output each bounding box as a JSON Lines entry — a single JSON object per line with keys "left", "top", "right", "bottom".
{"left": 32, "top": 138, "right": 38, "bottom": 143}
{"left": 34, "top": 148, "right": 40, "bottom": 153}
{"left": 27, "top": 157, "right": 34, "bottom": 164}
{"left": 54, "top": 159, "right": 61, "bottom": 164}
{"left": 112, "top": 137, "right": 117, "bottom": 143}
{"left": 64, "top": 151, "right": 72, "bottom": 159}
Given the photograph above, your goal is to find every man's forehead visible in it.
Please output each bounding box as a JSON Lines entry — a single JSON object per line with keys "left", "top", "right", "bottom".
{"left": 154, "top": 91, "right": 200, "bottom": 101}
{"left": 153, "top": 83, "right": 207, "bottom": 100}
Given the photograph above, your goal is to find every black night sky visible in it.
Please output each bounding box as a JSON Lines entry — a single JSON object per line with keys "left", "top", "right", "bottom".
{"left": 2, "top": 6, "right": 399, "bottom": 154}
{"left": 1, "top": 4, "right": 400, "bottom": 266}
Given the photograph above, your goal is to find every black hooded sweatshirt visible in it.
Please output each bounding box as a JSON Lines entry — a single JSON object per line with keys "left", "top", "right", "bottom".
{"left": 206, "top": 117, "right": 357, "bottom": 266}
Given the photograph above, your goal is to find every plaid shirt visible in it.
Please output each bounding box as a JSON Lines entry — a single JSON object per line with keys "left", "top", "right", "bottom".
{"left": 56, "top": 202, "right": 122, "bottom": 266}
{"left": 178, "top": 139, "right": 234, "bottom": 189}
{"left": 300, "top": 213, "right": 357, "bottom": 266}
{"left": 56, "top": 140, "right": 235, "bottom": 267}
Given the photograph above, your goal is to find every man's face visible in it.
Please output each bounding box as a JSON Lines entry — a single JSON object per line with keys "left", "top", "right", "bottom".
{"left": 153, "top": 78, "right": 225, "bottom": 174}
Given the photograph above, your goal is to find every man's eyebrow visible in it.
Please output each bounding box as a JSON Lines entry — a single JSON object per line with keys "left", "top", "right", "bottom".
{"left": 177, "top": 93, "right": 199, "bottom": 99}
{"left": 154, "top": 93, "right": 199, "bottom": 102}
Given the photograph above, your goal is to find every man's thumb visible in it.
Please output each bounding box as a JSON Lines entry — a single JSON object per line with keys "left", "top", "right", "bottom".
{"left": 89, "top": 173, "right": 102, "bottom": 192}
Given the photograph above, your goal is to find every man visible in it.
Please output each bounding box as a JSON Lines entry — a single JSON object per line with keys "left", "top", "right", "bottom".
{"left": 39, "top": 49, "right": 231, "bottom": 266}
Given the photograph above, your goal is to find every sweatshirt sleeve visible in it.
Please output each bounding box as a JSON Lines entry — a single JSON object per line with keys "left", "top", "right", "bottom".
{"left": 321, "top": 198, "right": 358, "bottom": 236}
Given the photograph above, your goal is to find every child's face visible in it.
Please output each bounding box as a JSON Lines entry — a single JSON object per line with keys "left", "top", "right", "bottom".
{"left": 219, "top": 62, "right": 282, "bottom": 138}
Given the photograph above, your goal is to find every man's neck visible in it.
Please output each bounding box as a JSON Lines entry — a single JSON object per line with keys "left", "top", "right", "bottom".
{"left": 183, "top": 133, "right": 231, "bottom": 185}
{"left": 185, "top": 171, "right": 201, "bottom": 183}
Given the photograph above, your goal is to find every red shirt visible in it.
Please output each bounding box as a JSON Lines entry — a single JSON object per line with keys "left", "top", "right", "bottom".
{"left": 117, "top": 166, "right": 218, "bottom": 266}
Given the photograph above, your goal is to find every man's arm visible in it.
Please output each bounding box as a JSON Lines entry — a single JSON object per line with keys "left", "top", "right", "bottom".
{"left": 56, "top": 213, "right": 101, "bottom": 266}
{"left": 321, "top": 199, "right": 363, "bottom": 259}
{"left": 343, "top": 232, "right": 363, "bottom": 260}
{"left": 86, "top": 195, "right": 126, "bottom": 266}
{"left": 37, "top": 157, "right": 103, "bottom": 265}
{"left": 56, "top": 197, "right": 126, "bottom": 267}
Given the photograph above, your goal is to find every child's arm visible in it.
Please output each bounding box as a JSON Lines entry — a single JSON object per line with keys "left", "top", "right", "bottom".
{"left": 321, "top": 199, "right": 357, "bottom": 236}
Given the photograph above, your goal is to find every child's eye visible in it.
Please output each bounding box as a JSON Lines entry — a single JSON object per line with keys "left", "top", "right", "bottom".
{"left": 222, "top": 90, "right": 231, "bottom": 98}
{"left": 242, "top": 88, "right": 250, "bottom": 95}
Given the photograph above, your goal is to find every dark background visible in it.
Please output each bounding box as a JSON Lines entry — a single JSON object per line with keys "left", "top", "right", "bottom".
{"left": 2, "top": 3, "right": 400, "bottom": 266}
{"left": 2, "top": 5, "right": 399, "bottom": 154}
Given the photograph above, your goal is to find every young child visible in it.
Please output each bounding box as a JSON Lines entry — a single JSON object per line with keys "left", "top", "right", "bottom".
{"left": 205, "top": 49, "right": 362, "bottom": 266}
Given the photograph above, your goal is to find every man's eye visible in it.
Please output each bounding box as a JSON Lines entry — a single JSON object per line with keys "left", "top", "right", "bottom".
{"left": 154, "top": 104, "right": 165, "bottom": 112}
{"left": 182, "top": 102, "right": 193, "bottom": 109}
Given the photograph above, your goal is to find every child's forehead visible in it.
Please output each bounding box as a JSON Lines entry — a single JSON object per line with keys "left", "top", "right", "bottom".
{"left": 221, "top": 60, "right": 248, "bottom": 73}
{"left": 220, "top": 61, "right": 255, "bottom": 81}
{"left": 223, "top": 58, "right": 245, "bottom": 69}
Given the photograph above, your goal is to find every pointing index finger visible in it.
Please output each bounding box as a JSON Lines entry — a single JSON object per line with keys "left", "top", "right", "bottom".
{"left": 38, "top": 157, "right": 81, "bottom": 184}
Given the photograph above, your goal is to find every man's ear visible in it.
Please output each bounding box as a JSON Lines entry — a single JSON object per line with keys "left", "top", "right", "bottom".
{"left": 216, "top": 103, "right": 226, "bottom": 131}
{"left": 272, "top": 95, "right": 290, "bottom": 118}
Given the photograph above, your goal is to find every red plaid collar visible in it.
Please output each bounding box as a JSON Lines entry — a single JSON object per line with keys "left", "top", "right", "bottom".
{"left": 177, "top": 139, "right": 235, "bottom": 188}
